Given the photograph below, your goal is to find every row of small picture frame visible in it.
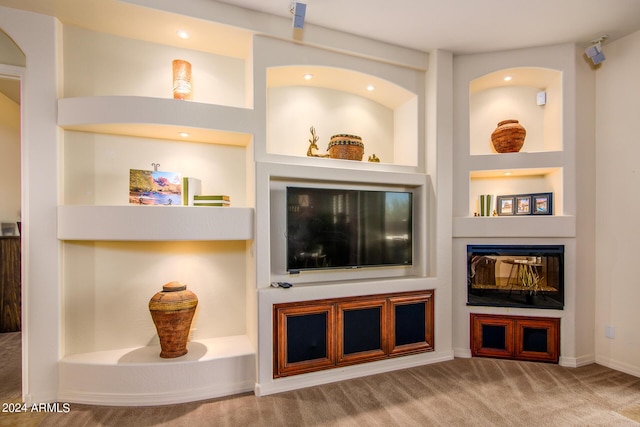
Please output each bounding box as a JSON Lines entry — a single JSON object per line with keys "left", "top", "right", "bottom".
{"left": 497, "top": 192, "right": 553, "bottom": 216}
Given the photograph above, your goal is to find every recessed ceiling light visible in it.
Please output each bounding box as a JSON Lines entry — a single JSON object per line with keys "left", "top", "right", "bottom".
{"left": 176, "top": 30, "right": 190, "bottom": 40}
{"left": 367, "top": 85, "right": 375, "bottom": 91}
{"left": 504, "top": 76, "right": 513, "bottom": 82}
{"left": 504, "top": 172, "right": 512, "bottom": 176}
{"left": 303, "top": 74, "right": 313, "bottom": 80}
{"left": 179, "top": 132, "right": 190, "bottom": 138}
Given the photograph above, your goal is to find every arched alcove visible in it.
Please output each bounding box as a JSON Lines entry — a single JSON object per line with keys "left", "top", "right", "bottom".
{"left": 0, "top": 28, "right": 26, "bottom": 66}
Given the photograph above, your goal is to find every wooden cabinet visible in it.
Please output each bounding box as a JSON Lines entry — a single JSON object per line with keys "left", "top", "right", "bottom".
{"left": 337, "top": 299, "right": 387, "bottom": 365}
{"left": 274, "top": 290, "right": 434, "bottom": 378}
{"left": 0, "top": 237, "right": 21, "bottom": 332}
{"left": 389, "top": 293, "right": 434, "bottom": 356}
{"left": 470, "top": 313, "right": 559, "bottom": 363}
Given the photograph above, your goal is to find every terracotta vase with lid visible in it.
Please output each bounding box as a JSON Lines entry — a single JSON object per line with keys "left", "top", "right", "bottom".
{"left": 328, "top": 134, "right": 365, "bottom": 161}
{"left": 149, "top": 281, "right": 198, "bottom": 358}
{"left": 490, "top": 119, "right": 526, "bottom": 153}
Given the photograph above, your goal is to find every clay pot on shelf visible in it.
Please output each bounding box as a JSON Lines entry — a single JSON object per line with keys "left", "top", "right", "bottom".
{"left": 490, "top": 119, "right": 526, "bottom": 153}
{"left": 328, "top": 134, "right": 364, "bottom": 161}
{"left": 148, "top": 281, "right": 198, "bottom": 358}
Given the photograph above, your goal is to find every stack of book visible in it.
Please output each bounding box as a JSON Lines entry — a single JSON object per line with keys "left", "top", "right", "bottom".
{"left": 193, "top": 195, "right": 230, "bottom": 207}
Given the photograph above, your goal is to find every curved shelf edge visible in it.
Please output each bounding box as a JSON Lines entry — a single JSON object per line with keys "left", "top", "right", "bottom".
{"left": 452, "top": 215, "right": 576, "bottom": 238}
{"left": 466, "top": 151, "right": 564, "bottom": 174}
{"left": 58, "top": 96, "right": 255, "bottom": 146}
{"left": 58, "top": 335, "right": 255, "bottom": 406}
{"left": 57, "top": 205, "right": 254, "bottom": 241}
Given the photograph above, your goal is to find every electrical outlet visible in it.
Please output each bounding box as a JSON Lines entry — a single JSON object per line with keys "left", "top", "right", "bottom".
{"left": 605, "top": 325, "right": 615, "bottom": 339}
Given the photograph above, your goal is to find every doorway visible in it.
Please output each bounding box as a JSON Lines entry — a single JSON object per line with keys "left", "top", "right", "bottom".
{"left": 0, "top": 29, "right": 25, "bottom": 405}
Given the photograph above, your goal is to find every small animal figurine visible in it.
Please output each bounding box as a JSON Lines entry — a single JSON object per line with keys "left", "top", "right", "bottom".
{"left": 306, "top": 126, "right": 329, "bottom": 157}
{"left": 368, "top": 154, "right": 380, "bottom": 162}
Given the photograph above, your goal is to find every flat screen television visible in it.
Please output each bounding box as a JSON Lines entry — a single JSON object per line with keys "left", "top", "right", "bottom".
{"left": 286, "top": 186, "right": 413, "bottom": 273}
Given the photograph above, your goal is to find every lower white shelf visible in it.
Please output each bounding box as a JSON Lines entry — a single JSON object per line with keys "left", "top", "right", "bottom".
{"left": 58, "top": 335, "right": 255, "bottom": 406}
{"left": 57, "top": 205, "right": 254, "bottom": 241}
{"left": 453, "top": 215, "right": 576, "bottom": 238}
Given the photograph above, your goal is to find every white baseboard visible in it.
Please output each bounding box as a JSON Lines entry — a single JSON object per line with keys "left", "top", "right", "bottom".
{"left": 559, "top": 353, "right": 595, "bottom": 368}
{"left": 58, "top": 381, "right": 254, "bottom": 407}
{"left": 595, "top": 356, "right": 640, "bottom": 378}
{"left": 453, "top": 347, "right": 472, "bottom": 358}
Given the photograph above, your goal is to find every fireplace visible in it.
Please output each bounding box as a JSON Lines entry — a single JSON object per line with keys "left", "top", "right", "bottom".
{"left": 467, "top": 245, "right": 564, "bottom": 310}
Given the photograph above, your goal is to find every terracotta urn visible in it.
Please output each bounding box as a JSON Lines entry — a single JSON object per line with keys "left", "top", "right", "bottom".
{"left": 490, "top": 119, "right": 526, "bottom": 153}
{"left": 149, "top": 281, "right": 198, "bottom": 358}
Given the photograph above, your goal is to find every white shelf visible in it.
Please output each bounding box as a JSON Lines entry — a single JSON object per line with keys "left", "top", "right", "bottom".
{"left": 58, "top": 96, "right": 255, "bottom": 146}
{"left": 453, "top": 215, "right": 575, "bottom": 238}
{"left": 466, "top": 151, "right": 563, "bottom": 174}
{"left": 58, "top": 205, "right": 254, "bottom": 241}
{"left": 58, "top": 335, "right": 255, "bottom": 406}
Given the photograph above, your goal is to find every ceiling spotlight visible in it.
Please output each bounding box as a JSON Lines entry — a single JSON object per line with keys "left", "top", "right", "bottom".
{"left": 290, "top": 2, "right": 307, "bottom": 29}
{"left": 178, "top": 132, "right": 190, "bottom": 138}
{"left": 303, "top": 73, "right": 313, "bottom": 80}
{"left": 504, "top": 76, "right": 512, "bottom": 82}
{"left": 176, "top": 30, "right": 190, "bottom": 40}
{"left": 586, "top": 35, "right": 608, "bottom": 65}
{"left": 366, "top": 85, "right": 376, "bottom": 91}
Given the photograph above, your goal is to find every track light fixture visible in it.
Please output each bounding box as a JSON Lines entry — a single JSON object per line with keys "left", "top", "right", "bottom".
{"left": 585, "top": 35, "right": 608, "bottom": 65}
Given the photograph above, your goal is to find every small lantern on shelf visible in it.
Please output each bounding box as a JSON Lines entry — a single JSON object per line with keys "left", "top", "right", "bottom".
{"left": 172, "top": 59, "right": 192, "bottom": 100}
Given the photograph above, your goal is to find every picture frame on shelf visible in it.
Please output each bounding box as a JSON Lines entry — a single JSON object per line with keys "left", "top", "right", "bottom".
{"left": 515, "top": 195, "right": 531, "bottom": 215}
{"left": 497, "top": 196, "right": 514, "bottom": 216}
{"left": 532, "top": 193, "right": 553, "bottom": 215}
{"left": 129, "top": 169, "right": 182, "bottom": 206}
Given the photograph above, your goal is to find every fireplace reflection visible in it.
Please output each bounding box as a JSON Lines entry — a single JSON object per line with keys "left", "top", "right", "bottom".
{"left": 467, "top": 245, "right": 564, "bottom": 309}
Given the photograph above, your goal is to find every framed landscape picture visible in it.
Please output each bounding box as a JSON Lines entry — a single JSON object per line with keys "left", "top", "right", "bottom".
{"left": 515, "top": 195, "right": 531, "bottom": 215}
{"left": 532, "top": 192, "right": 553, "bottom": 215}
{"left": 497, "top": 195, "right": 515, "bottom": 215}
{"left": 129, "top": 169, "right": 182, "bottom": 205}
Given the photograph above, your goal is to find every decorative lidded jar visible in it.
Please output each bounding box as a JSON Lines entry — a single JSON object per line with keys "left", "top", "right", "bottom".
{"left": 148, "top": 281, "right": 198, "bottom": 358}
{"left": 490, "top": 119, "right": 526, "bottom": 153}
{"left": 328, "top": 134, "right": 365, "bottom": 161}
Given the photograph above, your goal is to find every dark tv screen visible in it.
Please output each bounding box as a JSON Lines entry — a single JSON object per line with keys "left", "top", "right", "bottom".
{"left": 286, "top": 186, "right": 413, "bottom": 272}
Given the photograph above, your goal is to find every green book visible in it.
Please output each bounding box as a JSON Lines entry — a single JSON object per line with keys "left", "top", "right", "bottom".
{"left": 486, "top": 194, "right": 492, "bottom": 216}
{"left": 193, "top": 195, "right": 230, "bottom": 201}
{"left": 194, "top": 202, "right": 230, "bottom": 207}
{"left": 182, "top": 177, "right": 202, "bottom": 206}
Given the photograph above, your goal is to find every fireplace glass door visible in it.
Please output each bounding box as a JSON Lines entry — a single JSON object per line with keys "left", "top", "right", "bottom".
{"left": 467, "top": 245, "right": 564, "bottom": 309}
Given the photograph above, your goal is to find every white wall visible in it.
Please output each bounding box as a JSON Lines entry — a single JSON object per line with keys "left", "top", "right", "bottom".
{"left": 0, "top": 91, "right": 20, "bottom": 229}
{"left": 595, "top": 29, "right": 640, "bottom": 377}
{"left": 267, "top": 86, "right": 394, "bottom": 162}
{"left": 63, "top": 26, "right": 246, "bottom": 107}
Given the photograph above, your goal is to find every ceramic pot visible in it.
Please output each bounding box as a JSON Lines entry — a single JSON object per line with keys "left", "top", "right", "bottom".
{"left": 149, "top": 281, "right": 198, "bottom": 358}
{"left": 490, "top": 120, "right": 526, "bottom": 153}
{"left": 328, "top": 134, "right": 364, "bottom": 161}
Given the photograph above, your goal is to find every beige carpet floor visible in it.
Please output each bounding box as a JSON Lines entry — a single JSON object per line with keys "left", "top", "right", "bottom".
{"left": 2, "top": 332, "right": 640, "bottom": 426}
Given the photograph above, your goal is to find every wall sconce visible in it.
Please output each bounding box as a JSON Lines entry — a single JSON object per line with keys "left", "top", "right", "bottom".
{"left": 172, "top": 59, "right": 192, "bottom": 100}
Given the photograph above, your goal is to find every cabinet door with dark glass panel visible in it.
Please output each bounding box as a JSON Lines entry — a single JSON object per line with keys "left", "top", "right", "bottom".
{"left": 274, "top": 303, "right": 336, "bottom": 378}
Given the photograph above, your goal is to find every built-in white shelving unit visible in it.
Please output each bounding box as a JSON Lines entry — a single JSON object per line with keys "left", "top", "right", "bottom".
{"left": 56, "top": 15, "right": 259, "bottom": 406}
{"left": 451, "top": 43, "right": 587, "bottom": 368}
{"left": 453, "top": 64, "right": 571, "bottom": 238}
{"left": 55, "top": 4, "right": 437, "bottom": 405}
